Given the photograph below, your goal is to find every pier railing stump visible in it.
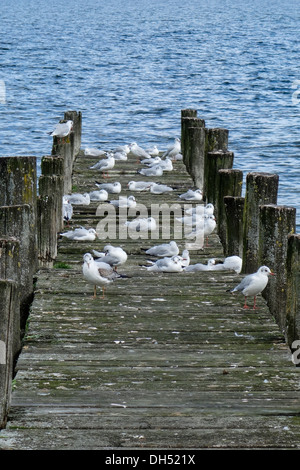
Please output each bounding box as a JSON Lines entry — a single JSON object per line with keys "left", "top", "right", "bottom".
{"left": 224, "top": 196, "right": 245, "bottom": 258}
{"left": 64, "top": 110, "right": 82, "bottom": 158}
{"left": 0, "top": 238, "right": 21, "bottom": 358}
{"left": 242, "top": 172, "right": 279, "bottom": 274}
{"left": 0, "top": 279, "right": 19, "bottom": 429}
{"left": 259, "top": 204, "right": 296, "bottom": 334}
{"left": 286, "top": 234, "right": 300, "bottom": 348}
{"left": 0, "top": 204, "right": 34, "bottom": 331}
{"left": 181, "top": 116, "right": 205, "bottom": 187}
{"left": 217, "top": 169, "right": 243, "bottom": 254}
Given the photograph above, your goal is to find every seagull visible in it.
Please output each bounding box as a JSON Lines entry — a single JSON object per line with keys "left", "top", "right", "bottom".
{"left": 143, "top": 255, "right": 187, "bottom": 273}
{"left": 138, "top": 166, "right": 164, "bottom": 177}
{"left": 88, "top": 189, "right": 109, "bottom": 202}
{"left": 64, "top": 193, "right": 90, "bottom": 205}
{"left": 143, "top": 240, "right": 179, "bottom": 257}
{"left": 95, "top": 181, "right": 121, "bottom": 194}
{"left": 60, "top": 227, "right": 97, "bottom": 241}
{"left": 153, "top": 157, "right": 173, "bottom": 172}
{"left": 181, "top": 249, "right": 190, "bottom": 267}
{"left": 146, "top": 145, "right": 159, "bottom": 156}
{"left": 184, "top": 258, "right": 217, "bottom": 272}
{"left": 210, "top": 256, "right": 243, "bottom": 274}
{"left": 185, "top": 215, "right": 216, "bottom": 241}
{"left": 82, "top": 253, "right": 127, "bottom": 299}
{"left": 129, "top": 142, "right": 152, "bottom": 160}
{"left": 93, "top": 245, "right": 128, "bottom": 270}
{"left": 149, "top": 183, "right": 174, "bottom": 194}
{"left": 113, "top": 150, "right": 128, "bottom": 161}
{"left": 49, "top": 120, "right": 73, "bottom": 139}
{"left": 125, "top": 216, "right": 156, "bottom": 232}
{"left": 143, "top": 156, "right": 162, "bottom": 166}
{"left": 185, "top": 203, "right": 214, "bottom": 217}
{"left": 84, "top": 148, "right": 106, "bottom": 157}
{"left": 179, "top": 189, "right": 203, "bottom": 201}
{"left": 90, "top": 154, "right": 115, "bottom": 177}
{"left": 112, "top": 144, "right": 130, "bottom": 154}
{"left": 109, "top": 195, "right": 137, "bottom": 208}
{"left": 127, "top": 181, "right": 153, "bottom": 192}
{"left": 62, "top": 196, "right": 73, "bottom": 225}
{"left": 163, "top": 138, "right": 181, "bottom": 160}
{"left": 229, "top": 265, "right": 275, "bottom": 310}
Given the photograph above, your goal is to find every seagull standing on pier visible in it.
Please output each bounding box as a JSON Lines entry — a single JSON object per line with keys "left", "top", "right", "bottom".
{"left": 49, "top": 120, "right": 73, "bottom": 140}
{"left": 90, "top": 154, "right": 115, "bottom": 177}
{"left": 82, "top": 253, "right": 125, "bottom": 299}
{"left": 229, "top": 265, "right": 275, "bottom": 310}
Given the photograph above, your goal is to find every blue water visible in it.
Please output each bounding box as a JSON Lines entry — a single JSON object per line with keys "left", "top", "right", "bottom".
{"left": 1, "top": 0, "right": 299, "bottom": 229}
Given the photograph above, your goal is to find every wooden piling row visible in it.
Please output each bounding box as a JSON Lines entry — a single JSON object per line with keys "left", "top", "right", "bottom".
{"left": 181, "top": 109, "right": 299, "bottom": 344}
{"left": 0, "top": 111, "right": 81, "bottom": 428}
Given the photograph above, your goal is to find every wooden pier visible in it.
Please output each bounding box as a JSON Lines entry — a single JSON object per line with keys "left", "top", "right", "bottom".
{"left": 0, "top": 111, "right": 300, "bottom": 450}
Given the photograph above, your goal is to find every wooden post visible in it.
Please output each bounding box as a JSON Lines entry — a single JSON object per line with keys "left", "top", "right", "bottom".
{"left": 242, "top": 172, "right": 279, "bottom": 274}
{"left": 0, "top": 156, "right": 38, "bottom": 272}
{"left": 204, "top": 151, "right": 234, "bottom": 207}
{"left": 64, "top": 110, "right": 82, "bottom": 158}
{"left": 217, "top": 169, "right": 243, "bottom": 253}
{"left": 286, "top": 234, "right": 300, "bottom": 347}
{"left": 37, "top": 195, "right": 58, "bottom": 267}
{"left": 181, "top": 109, "right": 198, "bottom": 167}
{"left": 0, "top": 238, "right": 21, "bottom": 357}
{"left": 0, "top": 205, "right": 34, "bottom": 329}
{"left": 224, "top": 196, "right": 245, "bottom": 258}
{"left": 187, "top": 126, "right": 206, "bottom": 189}
{"left": 52, "top": 132, "right": 74, "bottom": 194}
{"left": 39, "top": 155, "right": 65, "bottom": 232}
{"left": 181, "top": 117, "right": 205, "bottom": 179}
{"left": 0, "top": 279, "right": 19, "bottom": 429}
{"left": 203, "top": 128, "right": 229, "bottom": 201}
{"left": 259, "top": 204, "right": 296, "bottom": 333}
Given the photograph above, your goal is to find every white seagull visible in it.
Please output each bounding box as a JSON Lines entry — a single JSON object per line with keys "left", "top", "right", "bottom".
{"left": 62, "top": 196, "right": 73, "bottom": 225}
{"left": 84, "top": 148, "right": 106, "bottom": 157}
{"left": 146, "top": 145, "right": 159, "bottom": 156}
{"left": 64, "top": 193, "right": 90, "bottom": 205}
{"left": 95, "top": 181, "right": 122, "bottom": 194}
{"left": 82, "top": 253, "right": 127, "bottom": 299}
{"left": 209, "top": 255, "right": 243, "bottom": 274}
{"left": 129, "top": 142, "right": 152, "bottom": 160}
{"left": 149, "top": 183, "right": 174, "bottom": 194}
{"left": 229, "top": 265, "right": 275, "bottom": 310}
{"left": 109, "top": 195, "right": 137, "bottom": 209}
{"left": 127, "top": 181, "right": 153, "bottom": 192}
{"left": 90, "top": 154, "right": 115, "bottom": 177}
{"left": 184, "top": 258, "right": 217, "bottom": 272}
{"left": 138, "top": 165, "right": 164, "bottom": 177}
{"left": 49, "top": 120, "right": 73, "bottom": 138}
{"left": 143, "top": 240, "right": 179, "bottom": 257}
{"left": 60, "top": 227, "right": 97, "bottom": 241}
{"left": 163, "top": 138, "right": 181, "bottom": 159}
{"left": 125, "top": 216, "right": 157, "bottom": 232}
{"left": 143, "top": 255, "right": 187, "bottom": 273}
{"left": 179, "top": 189, "right": 203, "bottom": 201}
{"left": 93, "top": 245, "right": 128, "bottom": 270}
{"left": 88, "top": 189, "right": 109, "bottom": 202}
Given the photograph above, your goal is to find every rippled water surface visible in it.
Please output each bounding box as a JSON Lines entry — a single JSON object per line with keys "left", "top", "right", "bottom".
{"left": 1, "top": 0, "right": 299, "bottom": 227}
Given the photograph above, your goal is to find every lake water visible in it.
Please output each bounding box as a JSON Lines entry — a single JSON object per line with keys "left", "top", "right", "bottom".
{"left": 1, "top": 0, "right": 299, "bottom": 229}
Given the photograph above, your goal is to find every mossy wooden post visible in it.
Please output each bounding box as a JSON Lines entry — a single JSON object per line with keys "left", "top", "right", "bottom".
{"left": 182, "top": 117, "right": 205, "bottom": 185}
{"left": 0, "top": 205, "right": 33, "bottom": 330}
{"left": 242, "top": 172, "right": 279, "bottom": 274}
{"left": 181, "top": 108, "right": 198, "bottom": 168}
{"left": 0, "top": 156, "right": 37, "bottom": 272}
{"left": 64, "top": 110, "right": 82, "bottom": 158}
{"left": 217, "top": 169, "right": 243, "bottom": 253}
{"left": 51, "top": 125, "right": 74, "bottom": 194}
{"left": 37, "top": 195, "right": 58, "bottom": 268}
{"left": 0, "top": 279, "right": 19, "bottom": 429}
{"left": 203, "top": 128, "right": 229, "bottom": 201}
{"left": 0, "top": 238, "right": 21, "bottom": 357}
{"left": 204, "top": 151, "right": 234, "bottom": 208}
{"left": 259, "top": 204, "right": 296, "bottom": 334}
{"left": 286, "top": 234, "right": 300, "bottom": 348}
{"left": 39, "top": 155, "right": 64, "bottom": 232}
{"left": 224, "top": 196, "right": 245, "bottom": 258}
{"left": 187, "top": 125, "right": 206, "bottom": 189}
